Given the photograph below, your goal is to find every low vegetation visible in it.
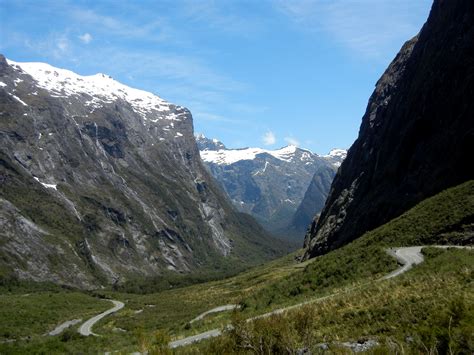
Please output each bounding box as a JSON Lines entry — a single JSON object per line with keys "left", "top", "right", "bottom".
{"left": 240, "top": 180, "right": 474, "bottom": 314}
{"left": 0, "top": 181, "right": 472, "bottom": 353}
{"left": 195, "top": 248, "right": 473, "bottom": 354}
{"left": 0, "top": 288, "right": 107, "bottom": 339}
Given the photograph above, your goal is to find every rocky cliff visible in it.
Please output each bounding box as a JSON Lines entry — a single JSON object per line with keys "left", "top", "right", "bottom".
{"left": 304, "top": 0, "right": 474, "bottom": 258}
{"left": 289, "top": 165, "right": 335, "bottom": 236}
{"left": 0, "top": 56, "right": 286, "bottom": 288}
{"left": 197, "top": 135, "right": 345, "bottom": 241}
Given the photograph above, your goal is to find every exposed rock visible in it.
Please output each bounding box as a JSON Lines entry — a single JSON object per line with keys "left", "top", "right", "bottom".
{"left": 196, "top": 134, "right": 345, "bottom": 242}
{"left": 0, "top": 57, "right": 287, "bottom": 288}
{"left": 304, "top": 0, "right": 474, "bottom": 258}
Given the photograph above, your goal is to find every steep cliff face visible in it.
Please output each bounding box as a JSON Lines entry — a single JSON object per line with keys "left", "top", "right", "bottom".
{"left": 290, "top": 165, "right": 335, "bottom": 236}
{"left": 197, "top": 135, "right": 345, "bottom": 241}
{"left": 304, "top": 0, "right": 474, "bottom": 258}
{"left": 0, "top": 57, "right": 286, "bottom": 288}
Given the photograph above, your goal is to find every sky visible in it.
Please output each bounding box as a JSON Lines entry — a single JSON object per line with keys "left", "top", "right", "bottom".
{"left": 0, "top": 0, "right": 433, "bottom": 154}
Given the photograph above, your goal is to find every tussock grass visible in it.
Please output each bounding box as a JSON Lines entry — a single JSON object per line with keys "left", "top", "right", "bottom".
{"left": 1, "top": 181, "right": 473, "bottom": 353}
{"left": 189, "top": 248, "right": 474, "bottom": 354}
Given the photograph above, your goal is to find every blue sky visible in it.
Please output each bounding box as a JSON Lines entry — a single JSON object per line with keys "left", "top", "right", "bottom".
{"left": 1, "top": 0, "right": 432, "bottom": 154}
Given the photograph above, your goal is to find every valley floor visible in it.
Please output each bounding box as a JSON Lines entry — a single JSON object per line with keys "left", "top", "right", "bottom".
{"left": 0, "top": 181, "right": 473, "bottom": 354}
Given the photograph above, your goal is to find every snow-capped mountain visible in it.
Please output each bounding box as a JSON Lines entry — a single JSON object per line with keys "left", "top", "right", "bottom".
{"left": 323, "top": 149, "right": 348, "bottom": 167}
{"left": 0, "top": 56, "right": 287, "bottom": 288}
{"left": 196, "top": 134, "right": 346, "bottom": 241}
{"left": 195, "top": 133, "right": 226, "bottom": 151}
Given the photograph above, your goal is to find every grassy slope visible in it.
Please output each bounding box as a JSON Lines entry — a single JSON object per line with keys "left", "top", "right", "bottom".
{"left": 0, "top": 251, "right": 309, "bottom": 353}
{"left": 235, "top": 180, "right": 473, "bottom": 314}
{"left": 1, "top": 181, "right": 472, "bottom": 353}
{"left": 196, "top": 248, "right": 473, "bottom": 354}
{"left": 188, "top": 180, "right": 474, "bottom": 353}
{"left": 0, "top": 291, "right": 108, "bottom": 339}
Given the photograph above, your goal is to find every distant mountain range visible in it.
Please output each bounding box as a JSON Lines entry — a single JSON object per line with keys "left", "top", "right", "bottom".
{"left": 196, "top": 134, "right": 346, "bottom": 241}
{"left": 0, "top": 55, "right": 288, "bottom": 288}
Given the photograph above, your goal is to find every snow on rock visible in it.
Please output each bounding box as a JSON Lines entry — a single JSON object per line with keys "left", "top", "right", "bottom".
{"left": 0, "top": 82, "right": 7, "bottom": 87}
{"left": 9, "top": 94, "right": 28, "bottom": 106}
{"left": 201, "top": 145, "right": 299, "bottom": 165}
{"left": 322, "top": 148, "right": 347, "bottom": 167}
{"left": 324, "top": 149, "right": 347, "bottom": 159}
{"left": 6, "top": 59, "right": 185, "bottom": 121}
{"left": 34, "top": 177, "right": 57, "bottom": 190}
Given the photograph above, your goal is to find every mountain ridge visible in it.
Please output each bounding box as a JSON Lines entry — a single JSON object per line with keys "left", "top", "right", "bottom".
{"left": 0, "top": 55, "right": 287, "bottom": 288}
{"left": 196, "top": 134, "right": 346, "bottom": 241}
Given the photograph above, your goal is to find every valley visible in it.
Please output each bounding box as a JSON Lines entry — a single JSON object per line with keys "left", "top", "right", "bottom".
{"left": 1, "top": 181, "right": 472, "bottom": 353}
{"left": 1, "top": 0, "right": 473, "bottom": 353}
{"left": 196, "top": 134, "right": 346, "bottom": 242}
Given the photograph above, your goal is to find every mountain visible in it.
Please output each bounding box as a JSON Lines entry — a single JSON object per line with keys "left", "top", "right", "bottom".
{"left": 0, "top": 56, "right": 288, "bottom": 288}
{"left": 289, "top": 166, "right": 335, "bottom": 235}
{"left": 196, "top": 134, "right": 346, "bottom": 241}
{"left": 195, "top": 133, "right": 226, "bottom": 151}
{"left": 304, "top": 0, "right": 474, "bottom": 258}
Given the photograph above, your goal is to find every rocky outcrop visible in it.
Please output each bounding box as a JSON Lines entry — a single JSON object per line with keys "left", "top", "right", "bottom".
{"left": 197, "top": 134, "right": 345, "bottom": 242}
{"left": 304, "top": 0, "right": 474, "bottom": 258}
{"left": 0, "top": 57, "right": 286, "bottom": 288}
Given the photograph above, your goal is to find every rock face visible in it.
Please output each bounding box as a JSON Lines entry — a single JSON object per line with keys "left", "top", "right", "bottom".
{"left": 197, "top": 135, "right": 345, "bottom": 241}
{"left": 289, "top": 165, "right": 335, "bottom": 236}
{"left": 0, "top": 57, "right": 286, "bottom": 288}
{"left": 304, "top": 0, "right": 474, "bottom": 258}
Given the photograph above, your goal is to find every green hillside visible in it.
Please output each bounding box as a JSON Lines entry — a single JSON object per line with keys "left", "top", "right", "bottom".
{"left": 191, "top": 180, "right": 474, "bottom": 353}
{"left": 1, "top": 181, "right": 472, "bottom": 353}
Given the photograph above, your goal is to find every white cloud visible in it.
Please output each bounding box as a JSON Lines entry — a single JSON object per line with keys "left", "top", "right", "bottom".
{"left": 78, "top": 33, "right": 93, "bottom": 44}
{"left": 182, "top": 0, "right": 266, "bottom": 37}
{"left": 71, "top": 8, "right": 169, "bottom": 42}
{"left": 274, "top": 0, "right": 430, "bottom": 60}
{"left": 56, "top": 35, "right": 69, "bottom": 52}
{"left": 284, "top": 136, "right": 300, "bottom": 146}
{"left": 262, "top": 131, "right": 276, "bottom": 146}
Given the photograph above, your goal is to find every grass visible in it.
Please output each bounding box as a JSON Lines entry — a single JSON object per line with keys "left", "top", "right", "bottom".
{"left": 194, "top": 247, "right": 473, "bottom": 354}
{"left": 0, "top": 180, "right": 472, "bottom": 353}
{"left": 0, "top": 251, "right": 308, "bottom": 354}
{"left": 0, "top": 290, "right": 108, "bottom": 340}
{"left": 238, "top": 180, "right": 474, "bottom": 314}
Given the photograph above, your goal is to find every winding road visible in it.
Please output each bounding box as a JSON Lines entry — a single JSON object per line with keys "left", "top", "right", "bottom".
{"left": 169, "top": 245, "right": 472, "bottom": 348}
{"left": 78, "top": 300, "right": 124, "bottom": 336}
{"left": 189, "top": 305, "right": 241, "bottom": 324}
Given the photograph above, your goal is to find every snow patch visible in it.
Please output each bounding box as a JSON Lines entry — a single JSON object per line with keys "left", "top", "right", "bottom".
{"left": 324, "top": 149, "right": 347, "bottom": 159}
{"left": 201, "top": 145, "right": 300, "bottom": 165}
{"left": 34, "top": 177, "right": 57, "bottom": 190}
{"left": 252, "top": 161, "right": 270, "bottom": 176}
{"left": 0, "top": 82, "right": 7, "bottom": 87}
{"left": 9, "top": 93, "right": 28, "bottom": 106}
{"left": 7, "top": 59, "right": 186, "bottom": 121}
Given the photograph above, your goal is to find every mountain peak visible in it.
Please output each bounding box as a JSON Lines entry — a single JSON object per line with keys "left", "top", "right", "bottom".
{"left": 5, "top": 58, "right": 186, "bottom": 122}
{"left": 195, "top": 133, "right": 226, "bottom": 151}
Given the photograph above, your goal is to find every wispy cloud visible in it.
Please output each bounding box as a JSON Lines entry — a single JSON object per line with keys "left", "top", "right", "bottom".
{"left": 3, "top": 1, "right": 266, "bottom": 136}
{"left": 78, "top": 33, "right": 92, "bottom": 44}
{"left": 71, "top": 8, "right": 169, "bottom": 41}
{"left": 182, "top": 0, "right": 266, "bottom": 37}
{"left": 284, "top": 136, "right": 300, "bottom": 146}
{"left": 275, "top": 0, "right": 429, "bottom": 59}
{"left": 262, "top": 131, "right": 276, "bottom": 146}
{"left": 24, "top": 32, "right": 72, "bottom": 59}
{"left": 193, "top": 111, "right": 249, "bottom": 124}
